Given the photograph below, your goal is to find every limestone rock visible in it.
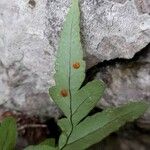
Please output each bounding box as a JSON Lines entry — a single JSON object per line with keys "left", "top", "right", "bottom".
{"left": 0, "top": 0, "right": 58, "bottom": 118}
{"left": 96, "top": 45, "right": 150, "bottom": 123}
{"left": 46, "top": 0, "right": 150, "bottom": 67}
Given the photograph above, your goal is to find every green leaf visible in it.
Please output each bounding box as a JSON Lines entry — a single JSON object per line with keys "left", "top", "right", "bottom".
{"left": 40, "top": 138, "right": 55, "bottom": 147}
{"left": 72, "top": 80, "right": 105, "bottom": 125}
{"left": 24, "top": 145, "right": 57, "bottom": 150}
{"left": 0, "top": 117, "right": 17, "bottom": 150}
{"left": 57, "top": 118, "right": 72, "bottom": 149}
{"left": 49, "top": 0, "right": 85, "bottom": 118}
{"left": 63, "top": 102, "right": 149, "bottom": 150}
{"left": 48, "top": 0, "right": 148, "bottom": 150}
{"left": 58, "top": 133, "right": 68, "bottom": 150}
{"left": 49, "top": 0, "right": 105, "bottom": 148}
{"left": 49, "top": 0, "right": 105, "bottom": 124}
{"left": 58, "top": 118, "right": 72, "bottom": 134}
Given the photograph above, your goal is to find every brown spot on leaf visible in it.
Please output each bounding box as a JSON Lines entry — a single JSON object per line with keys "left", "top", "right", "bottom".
{"left": 73, "top": 62, "right": 80, "bottom": 69}
{"left": 60, "top": 89, "right": 68, "bottom": 97}
{"left": 28, "top": 0, "right": 36, "bottom": 8}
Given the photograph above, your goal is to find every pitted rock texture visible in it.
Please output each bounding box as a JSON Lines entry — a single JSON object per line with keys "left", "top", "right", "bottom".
{"left": 0, "top": 0, "right": 150, "bottom": 118}
{"left": 46, "top": 0, "right": 150, "bottom": 66}
{"left": 0, "top": 0, "right": 59, "bottom": 118}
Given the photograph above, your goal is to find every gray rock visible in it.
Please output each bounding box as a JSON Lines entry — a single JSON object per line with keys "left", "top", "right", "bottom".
{"left": 0, "top": 0, "right": 150, "bottom": 118}
{"left": 80, "top": 0, "right": 150, "bottom": 64}
{"left": 0, "top": 0, "right": 59, "bottom": 118}
{"left": 46, "top": 0, "right": 150, "bottom": 67}
{"left": 96, "top": 45, "right": 150, "bottom": 123}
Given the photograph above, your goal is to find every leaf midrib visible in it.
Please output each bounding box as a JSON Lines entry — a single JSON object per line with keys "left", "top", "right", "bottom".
{"left": 61, "top": 5, "right": 75, "bottom": 150}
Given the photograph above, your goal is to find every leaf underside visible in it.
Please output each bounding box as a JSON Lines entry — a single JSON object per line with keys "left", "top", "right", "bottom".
{"left": 49, "top": 0, "right": 104, "bottom": 135}
{"left": 49, "top": 0, "right": 105, "bottom": 149}
{"left": 49, "top": 0, "right": 149, "bottom": 150}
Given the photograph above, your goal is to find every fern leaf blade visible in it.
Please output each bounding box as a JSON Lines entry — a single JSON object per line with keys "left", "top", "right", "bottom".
{"left": 49, "top": 0, "right": 85, "bottom": 118}
{"left": 63, "top": 102, "right": 148, "bottom": 150}
{"left": 72, "top": 80, "right": 105, "bottom": 125}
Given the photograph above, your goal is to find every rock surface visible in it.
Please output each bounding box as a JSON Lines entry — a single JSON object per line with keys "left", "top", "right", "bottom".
{"left": 0, "top": 0, "right": 150, "bottom": 118}
{"left": 96, "top": 44, "right": 150, "bottom": 123}
{"left": 0, "top": 0, "right": 58, "bottom": 118}
{"left": 47, "top": 0, "right": 150, "bottom": 67}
